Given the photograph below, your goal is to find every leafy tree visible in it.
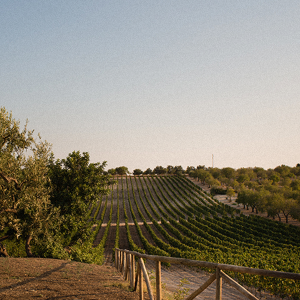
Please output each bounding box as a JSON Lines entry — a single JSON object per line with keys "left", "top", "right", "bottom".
{"left": 237, "top": 174, "right": 250, "bottom": 183}
{"left": 269, "top": 172, "right": 281, "bottom": 185}
{"left": 218, "top": 175, "right": 228, "bottom": 186}
{"left": 264, "top": 193, "right": 284, "bottom": 221}
{"left": 203, "top": 173, "right": 214, "bottom": 187}
{"left": 253, "top": 167, "right": 267, "bottom": 180}
{"left": 244, "top": 180, "right": 258, "bottom": 191}
{"left": 143, "top": 168, "right": 152, "bottom": 175}
{"left": 226, "top": 188, "right": 235, "bottom": 202}
{"left": 206, "top": 177, "right": 220, "bottom": 190}
{"left": 281, "top": 177, "right": 292, "bottom": 187}
{"left": 247, "top": 190, "right": 261, "bottom": 213}
{"left": 48, "top": 151, "right": 111, "bottom": 245}
{"left": 0, "top": 107, "right": 54, "bottom": 257}
{"left": 281, "top": 198, "right": 298, "bottom": 223}
{"left": 108, "top": 168, "right": 116, "bottom": 175}
{"left": 167, "top": 165, "right": 174, "bottom": 174}
{"left": 153, "top": 166, "right": 167, "bottom": 175}
{"left": 221, "top": 167, "right": 235, "bottom": 180}
{"left": 274, "top": 165, "right": 292, "bottom": 178}
{"left": 291, "top": 202, "right": 300, "bottom": 222}
{"left": 236, "top": 189, "right": 253, "bottom": 210}
{"left": 196, "top": 165, "right": 206, "bottom": 170}
{"left": 208, "top": 167, "right": 219, "bottom": 177}
{"left": 290, "top": 179, "right": 300, "bottom": 191}
{"left": 291, "top": 165, "right": 300, "bottom": 176}
{"left": 115, "top": 166, "right": 129, "bottom": 175}
{"left": 195, "top": 169, "right": 210, "bottom": 183}
{"left": 231, "top": 179, "right": 240, "bottom": 191}
{"left": 185, "top": 166, "right": 195, "bottom": 175}
{"left": 174, "top": 165, "right": 184, "bottom": 175}
{"left": 133, "top": 169, "right": 143, "bottom": 176}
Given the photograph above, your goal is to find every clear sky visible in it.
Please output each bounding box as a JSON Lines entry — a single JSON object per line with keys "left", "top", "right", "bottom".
{"left": 1, "top": 1, "right": 300, "bottom": 172}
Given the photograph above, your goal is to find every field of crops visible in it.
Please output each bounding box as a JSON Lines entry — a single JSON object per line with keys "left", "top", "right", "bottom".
{"left": 91, "top": 175, "right": 300, "bottom": 299}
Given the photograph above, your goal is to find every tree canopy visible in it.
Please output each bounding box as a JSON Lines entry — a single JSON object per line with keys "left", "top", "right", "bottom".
{"left": 115, "top": 166, "right": 129, "bottom": 175}
{"left": 133, "top": 169, "right": 143, "bottom": 176}
{"left": 0, "top": 107, "right": 53, "bottom": 256}
{"left": 48, "top": 151, "right": 111, "bottom": 244}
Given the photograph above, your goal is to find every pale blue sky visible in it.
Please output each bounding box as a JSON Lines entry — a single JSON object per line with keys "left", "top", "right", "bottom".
{"left": 1, "top": 1, "right": 300, "bottom": 172}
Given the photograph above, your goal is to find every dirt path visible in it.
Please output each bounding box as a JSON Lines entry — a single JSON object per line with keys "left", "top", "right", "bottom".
{"left": 145, "top": 260, "right": 286, "bottom": 300}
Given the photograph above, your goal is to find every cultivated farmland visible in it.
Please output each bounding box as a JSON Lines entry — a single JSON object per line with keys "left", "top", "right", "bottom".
{"left": 92, "top": 175, "right": 300, "bottom": 299}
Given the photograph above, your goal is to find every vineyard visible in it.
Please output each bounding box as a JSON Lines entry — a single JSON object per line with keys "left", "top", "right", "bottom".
{"left": 90, "top": 175, "right": 300, "bottom": 299}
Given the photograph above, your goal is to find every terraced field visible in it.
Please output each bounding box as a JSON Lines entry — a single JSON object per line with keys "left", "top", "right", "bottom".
{"left": 92, "top": 175, "right": 300, "bottom": 299}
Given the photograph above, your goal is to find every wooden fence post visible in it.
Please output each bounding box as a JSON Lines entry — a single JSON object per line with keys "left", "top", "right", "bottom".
{"left": 115, "top": 249, "right": 118, "bottom": 269}
{"left": 139, "top": 258, "right": 154, "bottom": 300}
{"left": 139, "top": 261, "right": 144, "bottom": 300}
{"left": 119, "top": 251, "right": 123, "bottom": 272}
{"left": 123, "top": 252, "right": 127, "bottom": 278}
{"left": 156, "top": 260, "right": 161, "bottom": 300}
{"left": 125, "top": 253, "right": 130, "bottom": 280}
{"left": 130, "top": 254, "right": 135, "bottom": 289}
{"left": 134, "top": 262, "right": 140, "bottom": 292}
{"left": 216, "top": 267, "right": 222, "bottom": 300}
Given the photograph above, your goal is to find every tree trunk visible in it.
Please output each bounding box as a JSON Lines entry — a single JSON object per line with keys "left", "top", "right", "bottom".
{"left": 25, "top": 235, "right": 34, "bottom": 257}
{"left": 277, "top": 214, "right": 281, "bottom": 222}
{"left": 0, "top": 243, "right": 9, "bottom": 257}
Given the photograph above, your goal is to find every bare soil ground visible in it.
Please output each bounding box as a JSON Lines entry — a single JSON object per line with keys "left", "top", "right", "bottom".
{"left": 0, "top": 257, "right": 142, "bottom": 300}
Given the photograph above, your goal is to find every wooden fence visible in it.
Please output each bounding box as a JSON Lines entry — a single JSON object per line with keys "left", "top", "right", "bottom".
{"left": 114, "top": 248, "right": 300, "bottom": 300}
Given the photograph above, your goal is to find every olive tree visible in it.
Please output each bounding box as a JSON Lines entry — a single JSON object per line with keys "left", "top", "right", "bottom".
{"left": 0, "top": 107, "right": 54, "bottom": 257}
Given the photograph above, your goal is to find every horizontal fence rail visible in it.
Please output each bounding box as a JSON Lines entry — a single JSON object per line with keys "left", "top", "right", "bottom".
{"left": 114, "top": 248, "right": 300, "bottom": 300}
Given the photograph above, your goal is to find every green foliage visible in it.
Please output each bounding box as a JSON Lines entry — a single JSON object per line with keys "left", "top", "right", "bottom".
{"left": 3, "top": 237, "right": 27, "bottom": 257}
{"left": 133, "top": 169, "right": 143, "bottom": 176}
{"left": 70, "top": 240, "right": 104, "bottom": 265}
{"left": 0, "top": 107, "right": 54, "bottom": 256}
{"left": 115, "top": 166, "right": 129, "bottom": 175}
{"left": 210, "top": 187, "right": 227, "bottom": 196}
{"left": 32, "top": 233, "right": 70, "bottom": 260}
{"left": 221, "top": 167, "right": 236, "bottom": 179}
{"left": 108, "top": 168, "right": 116, "bottom": 175}
{"left": 48, "top": 151, "right": 112, "bottom": 246}
{"left": 143, "top": 168, "right": 152, "bottom": 175}
{"left": 153, "top": 166, "right": 167, "bottom": 175}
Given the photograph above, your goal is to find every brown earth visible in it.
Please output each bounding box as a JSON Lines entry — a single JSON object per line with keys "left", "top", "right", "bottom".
{"left": 0, "top": 255, "right": 290, "bottom": 300}
{"left": 0, "top": 257, "right": 143, "bottom": 300}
